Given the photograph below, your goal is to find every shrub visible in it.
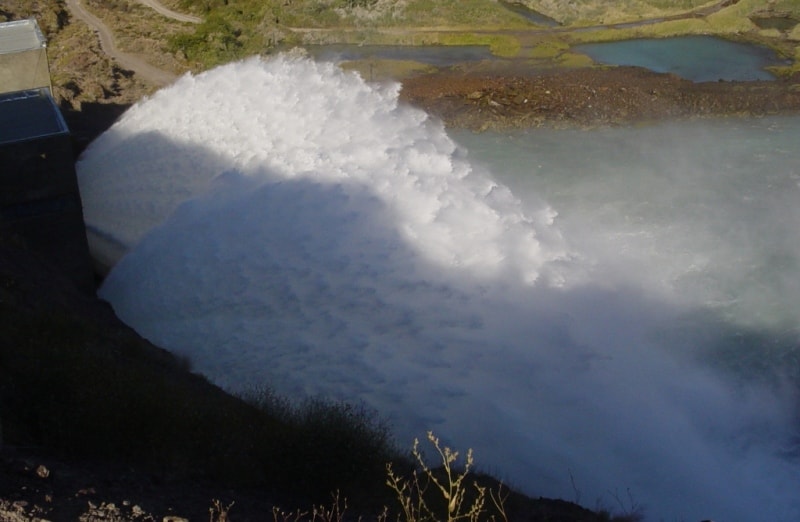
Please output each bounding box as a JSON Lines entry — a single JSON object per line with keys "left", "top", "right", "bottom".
{"left": 243, "top": 387, "right": 405, "bottom": 505}
{"left": 386, "top": 431, "right": 509, "bottom": 522}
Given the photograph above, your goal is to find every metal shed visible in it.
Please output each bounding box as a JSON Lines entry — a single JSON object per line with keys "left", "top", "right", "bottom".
{"left": 0, "top": 19, "right": 51, "bottom": 95}
{"left": 0, "top": 21, "right": 93, "bottom": 292}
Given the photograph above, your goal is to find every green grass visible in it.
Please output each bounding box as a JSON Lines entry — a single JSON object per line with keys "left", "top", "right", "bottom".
{"left": 395, "top": 0, "right": 531, "bottom": 28}
{"left": 518, "top": 0, "right": 717, "bottom": 25}
{"left": 340, "top": 59, "right": 438, "bottom": 81}
{"left": 439, "top": 33, "right": 522, "bottom": 58}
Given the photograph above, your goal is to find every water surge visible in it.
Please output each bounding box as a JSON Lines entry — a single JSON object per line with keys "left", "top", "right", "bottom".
{"left": 77, "top": 54, "right": 800, "bottom": 522}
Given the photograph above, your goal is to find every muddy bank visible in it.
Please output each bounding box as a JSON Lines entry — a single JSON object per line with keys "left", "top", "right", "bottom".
{"left": 399, "top": 65, "right": 800, "bottom": 130}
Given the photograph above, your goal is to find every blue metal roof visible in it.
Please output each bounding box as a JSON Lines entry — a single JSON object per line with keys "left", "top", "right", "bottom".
{"left": 0, "top": 88, "right": 69, "bottom": 144}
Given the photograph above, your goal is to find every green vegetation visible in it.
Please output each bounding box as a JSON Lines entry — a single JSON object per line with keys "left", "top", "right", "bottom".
{"left": 519, "top": 0, "right": 716, "bottom": 25}
{"left": 340, "top": 59, "right": 438, "bottom": 81}
{"left": 389, "top": 0, "right": 530, "bottom": 28}
{"left": 0, "top": 0, "right": 66, "bottom": 35}
{"left": 170, "top": 12, "right": 246, "bottom": 67}
{"left": 244, "top": 387, "right": 401, "bottom": 502}
{"left": 167, "top": 0, "right": 535, "bottom": 66}
{"left": 438, "top": 33, "right": 521, "bottom": 58}
{"left": 160, "top": 0, "right": 800, "bottom": 74}
{"left": 168, "top": 0, "right": 273, "bottom": 68}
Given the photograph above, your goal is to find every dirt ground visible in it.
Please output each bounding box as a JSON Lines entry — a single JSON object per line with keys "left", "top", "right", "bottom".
{"left": 0, "top": 445, "right": 274, "bottom": 521}
{"left": 399, "top": 64, "right": 800, "bottom": 131}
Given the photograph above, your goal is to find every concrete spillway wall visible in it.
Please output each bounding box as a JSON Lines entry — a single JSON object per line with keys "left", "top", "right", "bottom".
{"left": 0, "top": 20, "right": 94, "bottom": 293}
{"left": 0, "top": 88, "right": 94, "bottom": 293}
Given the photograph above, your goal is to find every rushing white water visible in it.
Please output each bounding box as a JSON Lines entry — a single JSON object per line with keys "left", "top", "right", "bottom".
{"left": 77, "top": 54, "right": 800, "bottom": 522}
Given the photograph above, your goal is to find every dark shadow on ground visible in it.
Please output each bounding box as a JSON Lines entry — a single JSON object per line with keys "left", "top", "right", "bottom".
{"left": 60, "top": 101, "right": 131, "bottom": 155}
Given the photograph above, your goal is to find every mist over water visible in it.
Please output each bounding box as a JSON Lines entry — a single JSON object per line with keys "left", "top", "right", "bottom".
{"left": 77, "top": 55, "right": 800, "bottom": 522}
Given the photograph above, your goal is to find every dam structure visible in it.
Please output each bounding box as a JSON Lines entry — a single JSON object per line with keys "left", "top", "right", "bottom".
{"left": 0, "top": 19, "right": 93, "bottom": 292}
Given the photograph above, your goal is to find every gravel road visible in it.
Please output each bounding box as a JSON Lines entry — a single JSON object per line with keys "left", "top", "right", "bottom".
{"left": 64, "top": 0, "right": 185, "bottom": 87}
{"left": 137, "top": 0, "right": 201, "bottom": 24}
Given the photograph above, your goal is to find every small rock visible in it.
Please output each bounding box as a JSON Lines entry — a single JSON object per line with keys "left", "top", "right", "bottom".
{"left": 36, "top": 464, "right": 50, "bottom": 479}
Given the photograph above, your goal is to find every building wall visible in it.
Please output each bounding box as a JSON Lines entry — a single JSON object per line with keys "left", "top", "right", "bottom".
{"left": 0, "top": 48, "right": 50, "bottom": 95}
{"left": 0, "top": 20, "right": 94, "bottom": 293}
{"left": 0, "top": 134, "right": 94, "bottom": 292}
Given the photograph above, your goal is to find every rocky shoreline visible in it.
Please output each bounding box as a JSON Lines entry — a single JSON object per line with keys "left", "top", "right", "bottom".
{"left": 399, "top": 64, "right": 800, "bottom": 131}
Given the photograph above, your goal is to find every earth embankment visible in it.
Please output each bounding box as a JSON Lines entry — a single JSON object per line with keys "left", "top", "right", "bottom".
{"left": 400, "top": 65, "right": 800, "bottom": 130}
{"left": 64, "top": 0, "right": 178, "bottom": 87}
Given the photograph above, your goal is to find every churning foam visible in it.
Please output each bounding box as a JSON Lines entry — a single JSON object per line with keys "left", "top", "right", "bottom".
{"left": 77, "top": 55, "right": 800, "bottom": 521}
{"left": 78, "top": 54, "right": 564, "bottom": 283}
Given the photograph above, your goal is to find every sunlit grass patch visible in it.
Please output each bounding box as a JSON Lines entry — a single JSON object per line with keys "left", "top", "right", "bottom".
{"left": 521, "top": 40, "right": 569, "bottom": 59}
{"left": 558, "top": 52, "right": 595, "bottom": 68}
{"left": 519, "top": 0, "right": 717, "bottom": 26}
{"left": 439, "top": 33, "right": 521, "bottom": 58}
{"left": 340, "top": 59, "right": 438, "bottom": 81}
{"left": 397, "top": 0, "right": 532, "bottom": 28}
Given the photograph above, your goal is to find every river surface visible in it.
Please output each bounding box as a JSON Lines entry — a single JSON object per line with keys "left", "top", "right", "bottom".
{"left": 309, "top": 36, "right": 785, "bottom": 83}
{"left": 76, "top": 55, "right": 800, "bottom": 522}
{"left": 574, "top": 35, "right": 787, "bottom": 81}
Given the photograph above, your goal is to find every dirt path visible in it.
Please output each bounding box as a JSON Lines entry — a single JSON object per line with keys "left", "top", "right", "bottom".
{"left": 65, "top": 0, "right": 179, "bottom": 87}
{"left": 555, "top": 0, "right": 739, "bottom": 33}
{"left": 136, "top": 0, "right": 201, "bottom": 24}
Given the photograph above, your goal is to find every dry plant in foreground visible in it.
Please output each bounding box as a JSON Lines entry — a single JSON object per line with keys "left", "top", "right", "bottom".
{"left": 386, "top": 431, "right": 508, "bottom": 522}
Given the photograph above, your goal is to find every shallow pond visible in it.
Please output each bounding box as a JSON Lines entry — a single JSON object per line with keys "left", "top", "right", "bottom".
{"left": 574, "top": 35, "right": 787, "bottom": 81}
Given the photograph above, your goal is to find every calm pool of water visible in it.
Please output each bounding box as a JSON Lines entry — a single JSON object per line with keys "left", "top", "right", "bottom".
{"left": 574, "top": 35, "right": 787, "bottom": 82}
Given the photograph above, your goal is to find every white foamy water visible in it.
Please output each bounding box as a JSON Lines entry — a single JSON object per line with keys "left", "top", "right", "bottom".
{"left": 77, "top": 55, "right": 800, "bottom": 522}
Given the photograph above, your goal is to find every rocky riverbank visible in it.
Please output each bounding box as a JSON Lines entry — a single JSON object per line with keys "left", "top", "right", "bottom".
{"left": 399, "top": 64, "right": 800, "bottom": 131}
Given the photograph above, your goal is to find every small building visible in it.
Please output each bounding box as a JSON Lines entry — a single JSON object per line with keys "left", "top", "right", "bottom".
{"left": 0, "top": 18, "right": 51, "bottom": 94}
{"left": 0, "top": 20, "right": 93, "bottom": 292}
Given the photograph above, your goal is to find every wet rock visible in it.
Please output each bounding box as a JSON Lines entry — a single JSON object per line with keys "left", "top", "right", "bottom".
{"left": 36, "top": 464, "right": 50, "bottom": 479}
